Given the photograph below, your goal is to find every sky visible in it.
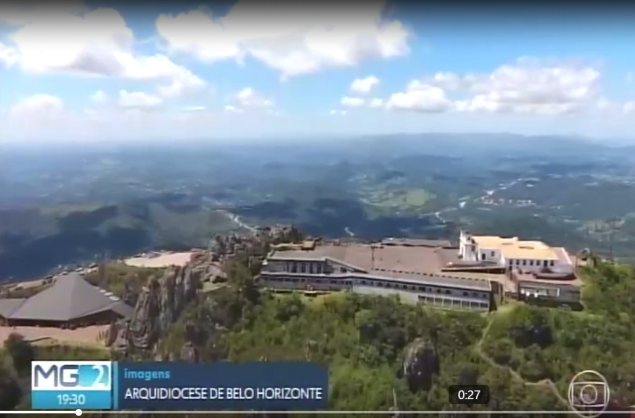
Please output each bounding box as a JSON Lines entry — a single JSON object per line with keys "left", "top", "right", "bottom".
{"left": 1, "top": 0, "right": 635, "bottom": 142}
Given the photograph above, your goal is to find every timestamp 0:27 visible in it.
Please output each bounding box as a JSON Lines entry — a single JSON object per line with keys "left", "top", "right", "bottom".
{"left": 448, "top": 385, "right": 491, "bottom": 407}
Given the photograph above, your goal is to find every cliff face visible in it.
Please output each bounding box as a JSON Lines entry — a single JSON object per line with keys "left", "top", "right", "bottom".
{"left": 107, "top": 261, "right": 203, "bottom": 352}
{"left": 106, "top": 225, "right": 302, "bottom": 355}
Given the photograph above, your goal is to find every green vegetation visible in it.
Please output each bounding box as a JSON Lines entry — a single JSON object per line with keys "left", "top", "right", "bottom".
{"left": 2, "top": 258, "right": 635, "bottom": 412}
{"left": 0, "top": 195, "right": 242, "bottom": 279}
{"left": 0, "top": 334, "right": 109, "bottom": 412}
{"left": 361, "top": 188, "right": 435, "bottom": 213}
{"left": 8, "top": 136, "right": 635, "bottom": 279}
{"left": 84, "top": 263, "right": 164, "bottom": 306}
{"left": 155, "top": 259, "right": 635, "bottom": 412}
{"left": 481, "top": 263, "right": 635, "bottom": 409}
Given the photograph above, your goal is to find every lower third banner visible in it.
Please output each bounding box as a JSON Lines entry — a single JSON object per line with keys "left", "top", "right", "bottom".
{"left": 114, "top": 362, "right": 329, "bottom": 411}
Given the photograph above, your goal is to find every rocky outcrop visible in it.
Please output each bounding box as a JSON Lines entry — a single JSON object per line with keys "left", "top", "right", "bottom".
{"left": 208, "top": 225, "right": 302, "bottom": 260}
{"left": 107, "top": 262, "right": 204, "bottom": 352}
{"left": 107, "top": 227, "right": 299, "bottom": 354}
{"left": 402, "top": 337, "right": 440, "bottom": 393}
{"left": 107, "top": 226, "right": 300, "bottom": 354}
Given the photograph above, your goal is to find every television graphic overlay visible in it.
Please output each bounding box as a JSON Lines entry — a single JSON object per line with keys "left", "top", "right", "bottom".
{"left": 567, "top": 370, "right": 611, "bottom": 418}
{"left": 31, "top": 361, "right": 112, "bottom": 410}
{"left": 448, "top": 384, "right": 491, "bottom": 407}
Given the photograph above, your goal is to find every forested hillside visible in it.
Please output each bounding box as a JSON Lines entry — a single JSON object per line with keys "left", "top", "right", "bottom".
{"left": 0, "top": 194, "right": 240, "bottom": 279}
{"left": 1, "top": 259, "right": 635, "bottom": 414}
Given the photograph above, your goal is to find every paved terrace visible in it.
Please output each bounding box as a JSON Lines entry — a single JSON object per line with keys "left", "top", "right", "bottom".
{"left": 0, "top": 325, "right": 108, "bottom": 347}
{"left": 268, "top": 243, "right": 492, "bottom": 291}
{"left": 513, "top": 272, "right": 582, "bottom": 287}
{"left": 124, "top": 252, "right": 194, "bottom": 268}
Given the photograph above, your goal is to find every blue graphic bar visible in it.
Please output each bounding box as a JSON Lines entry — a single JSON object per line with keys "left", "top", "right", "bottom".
{"left": 113, "top": 361, "right": 119, "bottom": 410}
{"left": 31, "top": 390, "right": 112, "bottom": 410}
{"left": 115, "top": 362, "right": 329, "bottom": 411}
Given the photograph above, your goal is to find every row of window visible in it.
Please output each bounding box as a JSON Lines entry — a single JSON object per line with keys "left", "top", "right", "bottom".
{"left": 520, "top": 286, "right": 560, "bottom": 297}
{"left": 286, "top": 262, "right": 325, "bottom": 274}
{"left": 508, "top": 259, "right": 556, "bottom": 267}
{"left": 418, "top": 295, "right": 489, "bottom": 310}
{"left": 282, "top": 261, "right": 349, "bottom": 274}
{"left": 261, "top": 275, "right": 490, "bottom": 299}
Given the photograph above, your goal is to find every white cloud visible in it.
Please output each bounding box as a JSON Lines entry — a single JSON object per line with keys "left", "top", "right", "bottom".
{"left": 369, "top": 98, "right": 384, "bottom": 108}
{"left": 118, "top": 90, "right": 163, "bottom": 110}
{"left": 330, "top": 109, "right": 347, "bottom": 116}
{"left": 10, "top": 94, "right": 66, "bottom": 126}
{"left": 0, "top": 42, "right": 19, "bottom": 67}
{"left": 350, "top": 76, "right": 380, "bottom": 94}
{"left": 91, "top": 90, "right": 108, "bottom": 104}
{"left": 157, "top": 70, "right": 207, "bottom": 99}
{"left": 461, "top": 59, "right": 600, "bottom": 115}
{"left": 386, "top": 84, "right": 451, "bottom": 113}
{"left": 236, "top": 87, "right": 273, "bottom": 108}
{"left": 155, "top": 1, "right": 410, "bottom": 78}
{"left": 392, "top": 58, "right": 602, "bottom": 115}
{"left": 224, "top": 105, "right": 243, "bottom": 113}
{"left": 594, "top": 97, "right": 621, "bottom": 113}
{"left": 11, "top": 94, "right": 64, "bottom": 116}
{"left": 182, "top": 106, "right": 206, "bottom": 112}
{"left": 1, "top": 5, "right": 207, "bottom": 100}
{"left": 417, "top": 72, "right": 466, "bottom": 91}
{"left": 624, "top": 102, "right": 635, "bottom": 114}
{"left": 341, "top": 97, "right": 365, "bottom": 108}
{"left": 627, "top": 72, "right": 633, "bottom": 85}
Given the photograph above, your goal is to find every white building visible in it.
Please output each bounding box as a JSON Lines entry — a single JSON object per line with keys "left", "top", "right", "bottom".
{"left": 259, "top": 241, "right": 493, "bottom": 312}
{"left": 458, "top": 231, "right": 574, "bottom": 275}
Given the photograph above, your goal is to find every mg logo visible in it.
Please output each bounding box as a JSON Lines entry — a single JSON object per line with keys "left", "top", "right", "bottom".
{"left": 32, "top": 361, "right": 111, "bottom": 391}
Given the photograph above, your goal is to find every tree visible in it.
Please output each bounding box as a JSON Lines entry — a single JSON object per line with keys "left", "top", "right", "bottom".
{"left": 0, "top": 363, "right": 21, "bottom": 410}
{"left": 3, "top": 333, "right": 34, "bottom": 376}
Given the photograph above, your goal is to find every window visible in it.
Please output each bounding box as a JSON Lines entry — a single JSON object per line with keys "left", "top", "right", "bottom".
{"left": 529, "top": 260, "right": 534, "bottom": 266}
{"left": 301, "top": 264, "right": 306, "bottom": 273}
{"left": 436, "top": 288, "right": 441, "bottom": 293}
{"left": 481, "top": 253, "right": 486, "bottom": 261}
{"left": 550, "top": 260, "right": 555, "bottom": 267}
{"left": 522, "top": 260, "right": 527, "bottom": 266}
{"left": 340, "top": 267, "right": 346, "bottom": 273}
{"left": 543, "top": 260, "right": 548, "bottom": 267}
{"left": 491, "top": 251, "right": 495, "bottom": 257}
{"left": 291, "top": 263, "right": 298, "bottom": 273}
{"left": 463, "top": 291, "right": 469, "bottom": 296}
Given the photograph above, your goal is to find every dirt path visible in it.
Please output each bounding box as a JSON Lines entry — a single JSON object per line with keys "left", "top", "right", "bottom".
{"left": 475, "top": 314, "right": 571, "bottom": 409}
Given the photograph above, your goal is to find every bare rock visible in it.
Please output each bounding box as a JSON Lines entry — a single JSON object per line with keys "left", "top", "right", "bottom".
{"left": 107, "top": 263, "right": 203, "bottom": 353}
{"left": 180, "top": 342, "right": 200, "bottom": 362}
{"left": 107, "top": 226, "right": 299, "bottom": 354}
{"left": 402, "top": 337, "right": 440, "bottom": 393}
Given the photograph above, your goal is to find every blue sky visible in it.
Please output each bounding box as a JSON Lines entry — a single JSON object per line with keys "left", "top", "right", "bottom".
{"left": 1, "top": 0, "right": 634, "bottom": 142}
